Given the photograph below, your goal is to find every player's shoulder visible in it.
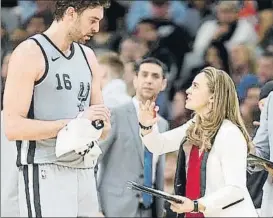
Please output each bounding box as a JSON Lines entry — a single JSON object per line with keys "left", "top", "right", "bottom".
{"left": 11, "top": 37, "right": 43, "bottom": 59}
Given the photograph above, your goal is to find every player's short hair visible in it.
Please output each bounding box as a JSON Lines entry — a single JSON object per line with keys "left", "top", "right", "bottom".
{"left": 134, "top": 57, "right": 167, "bottom": 79}
{"left": 54, "top": 0, "right": 110, "bottom": 21}
{"left": 98, "top": 52, "right": 125, "bottom": 78}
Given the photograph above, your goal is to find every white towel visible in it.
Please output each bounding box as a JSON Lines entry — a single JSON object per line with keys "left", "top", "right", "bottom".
{"left": 56, "top": 118, "right": 103, "bottom": 165}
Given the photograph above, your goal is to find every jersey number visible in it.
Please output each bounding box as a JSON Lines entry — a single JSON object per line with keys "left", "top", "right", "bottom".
{"left": 56, "top": 74, "right": 72, "bottom": 90}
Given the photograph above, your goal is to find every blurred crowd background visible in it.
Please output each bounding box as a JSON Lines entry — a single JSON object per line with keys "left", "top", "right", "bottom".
{"left": 1, "top": 0, "right": 273, "bottom": 212}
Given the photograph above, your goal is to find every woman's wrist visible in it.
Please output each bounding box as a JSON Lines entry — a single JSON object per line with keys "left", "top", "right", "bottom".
{"left": 190, "top": 200, "right": 206, "bottom": 213}
{"left": 139, "top": 122, "right": 153, "bottom": 136}
{"left": 140, "top": 128, "right": 153, "bottom": 136}
{"left": 139, "top": 122, "right": 152, "bottom": 130}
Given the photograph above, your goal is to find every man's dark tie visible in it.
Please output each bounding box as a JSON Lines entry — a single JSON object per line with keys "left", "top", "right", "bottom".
{"left": 142, "top": 146, "right": 153, "bottom": 208}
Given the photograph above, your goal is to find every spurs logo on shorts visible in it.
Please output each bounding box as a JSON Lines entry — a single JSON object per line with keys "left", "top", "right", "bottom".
{"left": 77, "top": 82, "right": 90, "bottom": 112}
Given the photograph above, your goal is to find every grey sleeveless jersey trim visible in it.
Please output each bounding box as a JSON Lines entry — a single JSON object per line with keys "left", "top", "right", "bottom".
{"left": 31, "top": 38, "right": 49, "bottom": 86}
{"left": 16, "top": 34, "right": 93, "bottom": 169}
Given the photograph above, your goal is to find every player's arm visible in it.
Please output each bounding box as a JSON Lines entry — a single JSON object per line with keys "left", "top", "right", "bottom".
{"left": 3, "top": 40, "right": 71, "bottom": 141}
{"left": 83, "top": 46, "right": 111, "bottom": 140}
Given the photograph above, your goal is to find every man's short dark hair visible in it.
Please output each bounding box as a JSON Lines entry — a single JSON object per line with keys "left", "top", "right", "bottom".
{"left": 134, "top": 57, "right": 167, "bottom": 78}
{"left": 54, "top": 0, "right": 110, "bottom": 21}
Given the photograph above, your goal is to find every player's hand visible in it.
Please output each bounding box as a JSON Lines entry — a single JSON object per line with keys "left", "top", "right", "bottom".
{"left": 99, "top": 115, "right": 111, "bottom": 140}
{"left": 139, "top": 100, "right": 159, "bottom": 129}
{"left": 81, "top": 104, "right": 110, "bottom": 122}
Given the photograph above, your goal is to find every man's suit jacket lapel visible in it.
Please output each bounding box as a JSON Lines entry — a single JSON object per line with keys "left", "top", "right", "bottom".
{"left": 127, "top": 102, "right": 144, "bottom": 167}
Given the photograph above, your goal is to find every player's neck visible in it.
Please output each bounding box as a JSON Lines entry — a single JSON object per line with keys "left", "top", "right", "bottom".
{"left": 43, "top": 20, "right": 73, "bottom": 53}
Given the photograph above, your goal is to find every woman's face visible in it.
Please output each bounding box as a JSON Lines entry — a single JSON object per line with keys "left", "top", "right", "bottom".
{"left": 185, "top": 72, "right": 212, "bottom": 114}
{"left": 205, "top": 47, "right": 222, "bottom": 69}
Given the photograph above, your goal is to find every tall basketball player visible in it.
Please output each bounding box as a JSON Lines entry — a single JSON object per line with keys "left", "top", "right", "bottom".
{"left": 3, "top": 0, "right": 111, "bottom": 216}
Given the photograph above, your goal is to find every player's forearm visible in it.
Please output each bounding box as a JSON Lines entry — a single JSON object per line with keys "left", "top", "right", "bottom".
{"left": 5, "top": 116, "right": 71, "bottom": 141}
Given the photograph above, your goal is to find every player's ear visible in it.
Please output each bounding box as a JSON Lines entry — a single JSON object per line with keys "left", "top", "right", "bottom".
{"left": 65, "top": 7, "right": 77, "bottom": 21}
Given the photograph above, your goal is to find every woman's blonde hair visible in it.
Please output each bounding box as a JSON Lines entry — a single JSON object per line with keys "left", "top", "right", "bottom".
{"left": 186, "top": 67, "right": 253, "bottom": 152}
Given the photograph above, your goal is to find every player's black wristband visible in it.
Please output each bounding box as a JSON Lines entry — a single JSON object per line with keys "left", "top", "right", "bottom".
{"left": 92, "top": 120, "right": 104, "bottom": 130}
{"left": 139, "top": 122, "right": 152, "bottom": 130}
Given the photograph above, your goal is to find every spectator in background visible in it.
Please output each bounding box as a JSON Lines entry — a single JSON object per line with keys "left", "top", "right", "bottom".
{"left": 123, "top": 61, "right": 136, "bottom": 97}
{"left": 8, "top": 28, "right": 28, "bottom": 50}
{"left": 256, "top": 51, "right": 273, "bottom": 85}
{"left": 23, "top": 12, "right": 53, "bottom": 37}
{"left": 204, "top": 41, "right": 231, "bottom": 74}
{"left": 259, "top": 26, "right": 273, "bottom": 54}
{"left": 169, "top": 90, "right": 192, "bottom": 129}
{"left": 240, "top": 84, "right": 261, "bottom": 136}
{"left": 17, "top": 0, "right": 55, "bottom": 24}
{"left": 141, "top": 18, "right": 192, "bottom": 82}
{"left": 118, "top": 36, "right": 148, "bottom": 63}
{"left": 87, "top": 17, "right": 117, "bottom": 56}
{"left": 126, "top": 0, "right": 187, "bottom": 33}
{"left": 135, "top": 18, "right": 178, "bottom": 84}
{"left": 256, "top": 3, "right": 273, "bottom": 49}
{"left": 184, "top": 41, "right": 231, "bottom": 91}
{"left": 134, "top": 19, "right": 179, "bottom": 114}
{"left": 104, "top": 0, "right": 126, "bottom": 31}
{"left": 231, "top": 44, "right": 257, "bottom": 85}
{"left": 1, "top": 22, "right": 11, "bottom": 65}
{"left": 1, "top": 52, "right": 12, "bottom": 79}
{"left": 98, "top": 52, "right": 131, "bottom": 108}
{"left": 182, "top": 0, "right": 214, "bottom": 38}
{"left": 1, "top": 0, "right": 20, "bottom": 34}
{"left": 193, "top": 1, "right": 257, "bottom": 59}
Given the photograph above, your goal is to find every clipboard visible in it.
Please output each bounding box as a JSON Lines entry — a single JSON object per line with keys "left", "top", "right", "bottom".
{"left": 248, "top": 153, "right": 273, "bottom": 168}
{"left": 127, "top": 181, "right": 183, "bottom": 204}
